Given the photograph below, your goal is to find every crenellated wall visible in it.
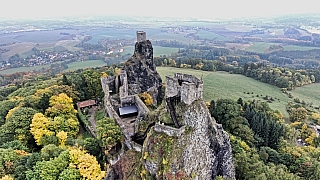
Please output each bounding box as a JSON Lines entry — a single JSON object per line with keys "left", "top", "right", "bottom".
{"left": 137, "top": 31, "right": 146, "bottom": 42}
{"left": 165, "top": 73, "right": 203, "bottom": 105}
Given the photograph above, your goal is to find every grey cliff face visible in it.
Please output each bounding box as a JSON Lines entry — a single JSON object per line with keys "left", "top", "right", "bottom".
{"left": 123, "top": 40, "right": 162, "bottom": 105}
{"left": 142, "top": 100, "right": 236, "bottom": 179}
{"left": 181, "top": 100, "right": 235, "bottom": 179}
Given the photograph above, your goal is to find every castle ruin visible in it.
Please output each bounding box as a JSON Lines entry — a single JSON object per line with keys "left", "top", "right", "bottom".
{"left": 136, "top": 31, "right": 146, "bottom": 42}
{"left": 165, "top": 73, "right": 203, "bottom": 105}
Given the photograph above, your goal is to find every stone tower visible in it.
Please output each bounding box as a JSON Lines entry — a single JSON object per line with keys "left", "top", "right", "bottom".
{"left": 123, "top": 31, "right": 162, "bottom": 105}
{"left": 136, "top": 31, "right": 146, "bottom": 42}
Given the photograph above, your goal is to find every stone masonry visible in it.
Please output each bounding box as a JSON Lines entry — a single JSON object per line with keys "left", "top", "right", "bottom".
{"left": 165, "top": 73, "right": 203, "bottom": 105}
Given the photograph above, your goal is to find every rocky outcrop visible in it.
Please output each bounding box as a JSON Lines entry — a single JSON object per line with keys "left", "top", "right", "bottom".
{"left": 142, "top": 100, "right": 235, "bottom": 179}
{"left": 123, "top": 40, "right": 162, "bottom": 105}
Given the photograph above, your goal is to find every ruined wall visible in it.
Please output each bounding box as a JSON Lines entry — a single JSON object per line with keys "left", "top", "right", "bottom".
{"left": 165, "top": 76, "right": 180, "bottom": 98}
{"left": 119, "top": 70, "right": 128, "bottom": 98}
{"left": 134, "top": 95, "right": 149, "bottom": 116}
{"left": 101, "top": 76, "right": 116, "bottom": 95}
{"left": 154, "top": 122, "right": 185, "bottom": 137}
{"left": 120, "top": 95, "right": 149, "bottom": 117}
{"left": 137, "top": 31, "right": 146, "bottom": 42}
{"left": 165, "top": 73, "right": 203, "bottom": 105}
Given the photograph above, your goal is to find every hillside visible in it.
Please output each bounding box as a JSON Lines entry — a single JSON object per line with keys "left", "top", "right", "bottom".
{"left": 158, "top": 67, "right": 320, "bottom": 118}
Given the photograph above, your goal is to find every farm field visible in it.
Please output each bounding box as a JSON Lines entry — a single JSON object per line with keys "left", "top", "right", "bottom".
{"left": 0, "top": 64, "right": 51, "bottom": 75}
{"left": 122, "top": 46, "right": 180, "bottom": 57}
{"left": 157, "top": 67, "right": 292, "bottom": 116}
{"left": 196, "top": 30, "right": 229, "bottom": 41}
{"left": 149, "top": 33, "right": 197, "bottom": 45}
{"left": 291, "top": 83, "right": 320, "bottom": 108}
{"left": 282, "top": 45, "right": 320, "bottom": 51}
{"left": 64, "top": 60, "right": 106, "bottom": 71}
{"left": 245, "top": 42, "right": 278, "bottom": 53}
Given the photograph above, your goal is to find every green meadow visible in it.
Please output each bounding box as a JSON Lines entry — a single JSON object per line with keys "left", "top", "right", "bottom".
{"left": 64, "top": 60, "right": 106, "bottom": 71}
{"left": 157, "top": 67, "right": 297, "bottom": 117}
{"left": 245, "top": 42, "right": 278, "bottom": 53}
{"left": 0, "top": 64, "right": 52, "bottom": 75}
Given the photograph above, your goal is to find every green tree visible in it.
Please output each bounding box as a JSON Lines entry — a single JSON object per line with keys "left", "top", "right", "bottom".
{"left": 58, "top": 168, "right": 81, "bottom": 180}
{"left": 0, "top": 100, "right": 19, "bottom": 126}
{"left": 96, "top": 117, "right": 122, "bottom": 151}
{"left": 212, "top": 99, "right": 241, "bottom": 127}
{"left": 2, "top": 107, "right": 37, "bottom": 146}
{"left": 290, "top": 107, "right": 308, "bottom": 122}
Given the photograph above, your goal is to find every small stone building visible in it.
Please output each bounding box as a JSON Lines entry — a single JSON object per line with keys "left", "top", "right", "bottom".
{"left": 165, "top": 73, "right": 203, "bottom": 105}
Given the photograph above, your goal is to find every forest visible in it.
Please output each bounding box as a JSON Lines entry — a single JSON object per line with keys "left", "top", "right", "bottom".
{"left": 0, "top": 63, "right": 319, "bottom": 179}
{"left": 0, "top": 66, "right": 123, "bottom": 180}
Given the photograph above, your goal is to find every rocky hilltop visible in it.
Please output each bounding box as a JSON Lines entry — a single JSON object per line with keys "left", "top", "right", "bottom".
{"left": 142, "top": 99, "right": 235, "bottom": 179}
{"left": 123, "top": 36, "right": 162, "bottom": 105}
{"left": 103, "top": 31, "right": 235, "bottom": 179}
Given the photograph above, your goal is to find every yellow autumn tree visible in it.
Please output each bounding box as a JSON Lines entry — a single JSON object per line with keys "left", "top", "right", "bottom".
{"left": 45, "top": 93, "right": 77, "bottom": 118}
{"left": 5, "top": 106, "right": 20, "bottom": 121}
{"left": 139, "top": 92, "right": 153, "bottom": 106}
{"left": 0, "top": 175, "right": 14, "bottom": 180}
{"left": 77, "top": 153, "right": 106, "bottom": 180}
{"left": 69, "top": 146, "right": 86, "bottom": 166}
{"left": 305, "top": 132, "right": 316, "bottom": 146}
{"left": 56, "top": 131, "right": 68, "bottom": 147}
{"left": 205, "top": 102, "right": 210, "bottom": 108}
{"left": 30, "top": 113, "right": 54, "bottom": 145}
{"left": 68, "top": 146, "right": 105, "bottom": 179}
{"left": 101, "top": 72, "right": 108, "bottom": 77}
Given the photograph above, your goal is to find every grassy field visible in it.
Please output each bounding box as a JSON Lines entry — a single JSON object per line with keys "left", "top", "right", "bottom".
{"left": 196, "top": 30, "right": 229, "bottom": 41}
{"left": 157, "top": 67, "right": 291, "bottom": 116}
{"left": 245, "top": 42, "right": 278, "bottom": 53}
{"left": 224, "top": 24, "right": 255, "bottom": 32}
{"left": 291, "top": 83, "right": 320, "bottom": 108}
{"left": 122, "top": 46, "right": 180, "bottom": 57}
{"left": 64, "top": 60, "right": 106, "bottom": 71}
{"left": 149, "top": 33, "right": 197, "bottom": 45}
{"left": 283, "top": 45, "right": 320, "bottom": 51}
{"left": 0, "top": 64, "right": 52, "bottom": 75}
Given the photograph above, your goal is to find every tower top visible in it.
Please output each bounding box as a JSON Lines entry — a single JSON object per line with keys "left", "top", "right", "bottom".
{"left": 136, "top": 31, "right": 146, "bottom": 42}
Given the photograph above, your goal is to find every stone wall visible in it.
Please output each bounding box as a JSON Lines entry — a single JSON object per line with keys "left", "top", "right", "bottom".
{"left": 109, "top": 143, "right": 125, "bottom": 165}
{"left": 136, "top": 31, "right": 146, "bottom": 42}
{"left": 120, "top": 95, "right": 135, "bottom": 107}
{"left": 154, "top": 122, "right": 186, "bottom": 137}
{"left": 134, "top": 95, "right": 149, "bottom": 116}
{"left": 101, "top": 76, "right": 116, "bottom": 94}
{"left": 119, "top": 95, "right": 149, "bottom": 117}
{"left": 165, "top": 73, "right": 203, "bottom": 105}
{"left": 119, "top": 70, "right": 128, "bottom": 98}
{"left": 165, "top": 75, "right": 180, "bottom": 98}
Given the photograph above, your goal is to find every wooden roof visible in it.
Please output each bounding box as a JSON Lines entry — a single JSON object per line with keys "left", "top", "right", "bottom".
{"left": 77, "top": 99, "right": 96, "bottom": 109}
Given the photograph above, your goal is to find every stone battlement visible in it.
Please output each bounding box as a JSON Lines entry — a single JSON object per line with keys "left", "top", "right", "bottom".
{"left": 165, "top": 73, "right": 203, "bottom": 105}
{"left": 137, "top": 31, "right": 146, "bottom": 42}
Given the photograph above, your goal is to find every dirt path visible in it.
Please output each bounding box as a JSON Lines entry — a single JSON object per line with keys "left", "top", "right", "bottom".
{"left": 87, "top": 106, "right": 97, "bottom": 137}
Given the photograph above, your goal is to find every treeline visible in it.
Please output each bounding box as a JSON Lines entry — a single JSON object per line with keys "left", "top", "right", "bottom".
{"left": 155, "top": 53, "right": 320, "bottom": 90}
{"left": 209, "top": 98, "right": 320, "bottom": 179}
{"left": 242, "top": 62, "right": 320, "bottom": 90}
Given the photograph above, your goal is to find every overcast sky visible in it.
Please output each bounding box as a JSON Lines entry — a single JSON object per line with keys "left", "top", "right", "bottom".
{"left": 1, "top": 0, "right": 320, "bottom": 20}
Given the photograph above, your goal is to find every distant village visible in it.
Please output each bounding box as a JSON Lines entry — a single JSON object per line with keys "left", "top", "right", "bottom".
{"left": 0, "top": 34, "right": 135, "bottom": 71}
